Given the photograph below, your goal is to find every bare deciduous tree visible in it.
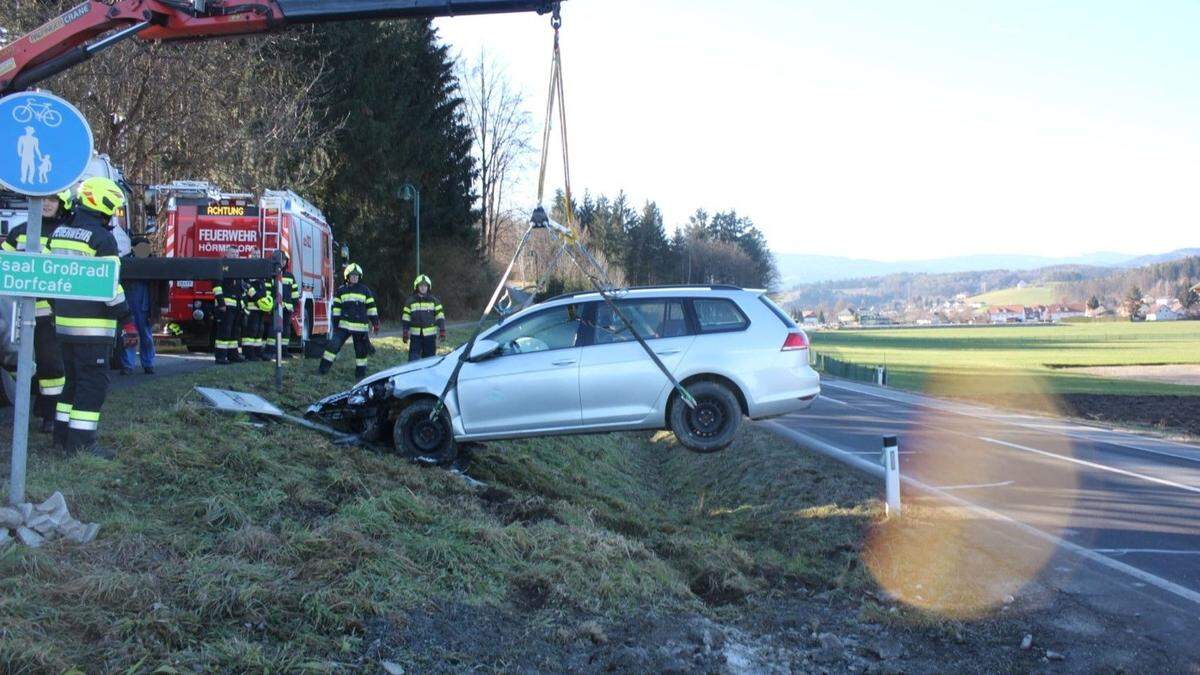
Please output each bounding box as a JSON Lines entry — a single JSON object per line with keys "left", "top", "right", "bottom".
{"left": 457, "top": 49, "right": 533, "bottom": 260}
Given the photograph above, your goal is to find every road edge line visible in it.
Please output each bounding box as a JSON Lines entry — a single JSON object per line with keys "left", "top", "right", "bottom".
{"left": 763, "top": 421, "right": 1200, "bottom": 608}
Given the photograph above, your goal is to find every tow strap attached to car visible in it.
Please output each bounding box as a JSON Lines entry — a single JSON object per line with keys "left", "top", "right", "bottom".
{"left": 431, "top": 10, "right": 695, "bottom": 424}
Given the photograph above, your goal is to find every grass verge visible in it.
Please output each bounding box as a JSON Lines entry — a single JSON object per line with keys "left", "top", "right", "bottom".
{"left": 812, "top": 321, "right": 1200, "bottom": 397}
{"left": 0, "top": 334, "right": 882, "bottom": 672}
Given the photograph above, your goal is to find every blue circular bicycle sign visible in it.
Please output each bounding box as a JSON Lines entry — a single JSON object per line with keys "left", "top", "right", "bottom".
{"left": 0, "top": 91, "right": 93, "bottom": 197}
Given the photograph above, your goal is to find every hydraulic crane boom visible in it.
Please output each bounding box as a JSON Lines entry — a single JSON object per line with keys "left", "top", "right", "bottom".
{"left": 0, "top": 0, "right": 559, "bottom": 95}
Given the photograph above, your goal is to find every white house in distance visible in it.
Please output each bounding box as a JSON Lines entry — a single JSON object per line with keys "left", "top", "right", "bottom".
{"left": 988, "top": 305, "right": 1027, "bottom": 323}
{"left": 1147, "top": 306, "right": 1183, "bottom": 321}
{"left": 1046, "top": 303, "right": 1087, "bottom": 322}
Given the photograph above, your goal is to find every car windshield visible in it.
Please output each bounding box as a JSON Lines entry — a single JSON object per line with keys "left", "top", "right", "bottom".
{"left": 489, "top": 303, "right": 583, "bottom": 355}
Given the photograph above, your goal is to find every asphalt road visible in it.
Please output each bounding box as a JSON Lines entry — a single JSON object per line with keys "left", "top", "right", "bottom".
{"left": 773, "top": 378, "right": 1200, "bottom": 603}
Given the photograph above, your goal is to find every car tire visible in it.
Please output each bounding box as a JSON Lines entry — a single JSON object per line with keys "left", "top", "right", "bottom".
{"left": 669, "top": 381, "right": 742, "bottom": 453}
{"left": 393, "top": 398, "right": 458, "bottom": 465}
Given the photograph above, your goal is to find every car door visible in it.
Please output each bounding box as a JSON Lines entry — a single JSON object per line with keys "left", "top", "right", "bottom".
{"left": 457, "top": 303, "right": 585, "bottom": 435}
{"left": 577, "top": 298, "right": 696, "bottom": 426}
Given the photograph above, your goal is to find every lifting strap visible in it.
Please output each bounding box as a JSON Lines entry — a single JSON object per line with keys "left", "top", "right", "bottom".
{"left": 431, "top": 6, "right": 694, "bottom": 429}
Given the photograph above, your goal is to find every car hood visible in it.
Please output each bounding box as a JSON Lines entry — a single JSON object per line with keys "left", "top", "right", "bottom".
{"left": 352, "top": 352, "right": 452, "bottom": 388}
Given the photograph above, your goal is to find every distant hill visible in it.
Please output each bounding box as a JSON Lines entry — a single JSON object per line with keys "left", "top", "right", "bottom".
{"left": 776, "top": 249, "right": 1197, "bottom": 286}
{"left": 968, "top": 283, "right": 1067, "bottom": 306}
{"left": 1120, "top": 248, "right": 1200, "bottom": 268}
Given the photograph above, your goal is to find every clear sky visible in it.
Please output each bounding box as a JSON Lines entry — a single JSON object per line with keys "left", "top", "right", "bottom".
{"left": 435, "top": 0, "right": 1200, "bottom": 260}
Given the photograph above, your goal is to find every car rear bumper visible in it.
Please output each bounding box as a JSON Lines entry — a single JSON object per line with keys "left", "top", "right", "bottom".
{"left": 747, "top": 367, "right": 821, "bottom": 419}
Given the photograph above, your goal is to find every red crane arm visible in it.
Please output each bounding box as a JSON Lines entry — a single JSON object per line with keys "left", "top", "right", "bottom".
{"left": 1, "top": 0, "right": 558, "bottom": 95}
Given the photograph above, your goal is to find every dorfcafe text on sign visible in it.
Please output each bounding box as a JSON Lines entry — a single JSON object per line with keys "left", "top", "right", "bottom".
{"left": 0, "top": 253, "right": 117, "bottom": 300}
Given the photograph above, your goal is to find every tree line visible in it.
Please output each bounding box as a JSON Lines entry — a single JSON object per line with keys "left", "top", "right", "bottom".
{"left": 2, "top": 3, "right": 780, "bottom": 314}
{"left": 549, "top": 192, "right": 779, "bottom": 290}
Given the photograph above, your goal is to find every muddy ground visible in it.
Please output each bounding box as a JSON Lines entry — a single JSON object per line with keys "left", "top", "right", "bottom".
{"left": 362, "top": 578, "right": 1194, "bottom": 674}
{"left": 976, "top": 393, "right": 1200, "bottom": 437}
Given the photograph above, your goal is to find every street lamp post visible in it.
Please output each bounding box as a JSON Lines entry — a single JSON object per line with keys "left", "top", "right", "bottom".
{"left": 399, "top": 183, "right": 421, "bottom": 275}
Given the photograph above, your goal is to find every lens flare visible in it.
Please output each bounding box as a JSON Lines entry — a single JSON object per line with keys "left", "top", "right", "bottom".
{"left": 864, "top": 370, "right": 1080, "bottom": 619}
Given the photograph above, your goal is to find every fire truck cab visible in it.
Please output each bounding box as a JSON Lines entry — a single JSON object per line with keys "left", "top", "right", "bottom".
{"left": 148, "top": 181, "right": 335, "bottom": 351}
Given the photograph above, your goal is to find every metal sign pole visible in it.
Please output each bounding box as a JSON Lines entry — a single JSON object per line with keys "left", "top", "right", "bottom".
{"left": 274, "top": 253, "right": 283, "bottom": 394}
{"left": 9, "top": 198, "right": 42, "bottom": 505}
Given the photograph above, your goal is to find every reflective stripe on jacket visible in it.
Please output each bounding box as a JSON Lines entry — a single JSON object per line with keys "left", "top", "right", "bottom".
{"left": 48, "top": 210, "right": 129, "bottom": 344}
{"left": 332, "top": 282, "right": 379, "bottom": 333}
{"left": 401, "top": 292, "right": 444, "bottom": 333}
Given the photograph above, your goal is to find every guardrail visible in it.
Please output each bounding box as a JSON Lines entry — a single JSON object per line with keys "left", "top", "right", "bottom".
{"left": 812, "top": 352, "right": 888, "bottom": 386}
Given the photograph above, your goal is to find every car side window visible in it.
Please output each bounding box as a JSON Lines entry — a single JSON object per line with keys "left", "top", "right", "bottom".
{"left": 593, "top": 299, "right": 688, "bottom": 344}
{"left": 692, "top": 298, "right": 749, "bottom": 333}
{"left": 489, "top": 304, "right": 583, "bottom": 356}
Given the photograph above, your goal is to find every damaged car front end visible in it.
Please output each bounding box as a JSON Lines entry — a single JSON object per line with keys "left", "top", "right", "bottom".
{"left": 305, "top": 354, "right": 458, "bottom": 443}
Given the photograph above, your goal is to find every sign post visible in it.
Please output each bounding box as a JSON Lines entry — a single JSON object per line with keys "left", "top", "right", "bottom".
{"left": 0, "top": 91, "right": 94, "bottom": 506}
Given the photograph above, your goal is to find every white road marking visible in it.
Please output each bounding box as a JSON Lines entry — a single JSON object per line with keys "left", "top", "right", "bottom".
{"left": 978, "top": 436, "right": 1200, "bottom": 495}
{"left": 1093, "top": 549, "right": 1200, "bottom": 556}
{"left": 764, "top": 422, "right": 1200, "bottom": 607}
{"left": 820, "top": 395, "right": 849, "bottom": 406}
{"left": 823, "top": 380, "right": 1200, "bottom": 465}
{"left": 936, "top": 480, "right": 1015, "bottom": 491}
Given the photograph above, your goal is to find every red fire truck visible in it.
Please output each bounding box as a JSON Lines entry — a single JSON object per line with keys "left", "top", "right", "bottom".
{"left": 146, "top": 181, "right": 336, "bottom": 351}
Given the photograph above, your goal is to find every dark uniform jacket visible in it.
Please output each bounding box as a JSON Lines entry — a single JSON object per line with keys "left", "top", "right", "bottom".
{"left": 47, "top": 209, "right": 130, "bottom": 344}
{"left": 402, "top": 291, "right": 445, "bottom": 336}
{"left": 213, "top": 278, "right": 245, "bottom": 313}
{"left": 332, "top": 282, "right": 380, "bottom": 333}
{"left": 4, "top": 219, "right": 60, "bottom": 319}
{"left": 281, "top": 274, "right": 300, "bottom": 313}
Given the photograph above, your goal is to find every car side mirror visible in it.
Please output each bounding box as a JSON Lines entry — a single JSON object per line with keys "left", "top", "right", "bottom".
{"left": 468, "top": 338, "right": 501, "bottom": 362}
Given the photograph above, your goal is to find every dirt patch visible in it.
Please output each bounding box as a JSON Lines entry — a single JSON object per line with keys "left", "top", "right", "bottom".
{"left": 1067, "top": 364, "right": 1200, "bottom": 387}
{"left": 975, "top": 393, "right": 1200, "bottom": 436}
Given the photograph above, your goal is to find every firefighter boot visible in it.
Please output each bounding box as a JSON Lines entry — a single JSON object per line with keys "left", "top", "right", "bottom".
{"left": 317, "top": 360, "right": 332, "bottom": 376}
{"left": 356, "top": 366, "right": 367, "bottom": 379}
{"left": 82, "top": 443, "right": 116, "bottom": 460}
{"left": 39, "top": 417, "right": 54, "bottom": 434}
{"left": 228, "top": 350, "right": 246, "bottom": 363}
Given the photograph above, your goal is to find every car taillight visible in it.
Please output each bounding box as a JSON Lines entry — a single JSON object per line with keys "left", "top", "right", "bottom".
{"left": 781, "top": 331, "right": 809, "bottom": 351}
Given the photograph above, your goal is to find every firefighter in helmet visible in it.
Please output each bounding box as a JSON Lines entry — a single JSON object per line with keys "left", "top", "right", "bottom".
{"left": 3, "top": 189, "right": 72, "bottom": 433}
{"left": 260, "top": 252, "right": 301, "bottom": 359}
{"left": 47, "top": 177, "right": 138, "bottom": 458}
{"left": 212, "top": 247, "right": 246, "bottom": 364}
{"left": 401, "top": 273, "right": 445, "bottom": 362}
{"left": 318, "top": 263, "right": 380, "bottom": 378}
{"left": 241, "top": 277, "right": 272, "bottom": 361}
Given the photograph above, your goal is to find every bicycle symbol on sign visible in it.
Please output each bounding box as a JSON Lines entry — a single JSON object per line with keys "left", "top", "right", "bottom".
{"left": 12, "top": 99, "right": 63, "bottom": 128}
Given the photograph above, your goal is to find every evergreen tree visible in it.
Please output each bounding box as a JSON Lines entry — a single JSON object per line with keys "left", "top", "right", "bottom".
{"left": 307, "top": 20, "right": 478, "bottom": 313}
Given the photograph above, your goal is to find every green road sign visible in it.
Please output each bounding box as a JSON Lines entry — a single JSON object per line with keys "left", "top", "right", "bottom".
{"left": 0, "top": 251, "right": 119, "bottom": 302}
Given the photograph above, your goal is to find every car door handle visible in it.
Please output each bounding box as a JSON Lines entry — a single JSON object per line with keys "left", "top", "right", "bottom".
{"left": 552, "top": 359, "right": 577, "bottom": 366}
{"left": 655, "top": 349, "right": 681, "bottom": 356}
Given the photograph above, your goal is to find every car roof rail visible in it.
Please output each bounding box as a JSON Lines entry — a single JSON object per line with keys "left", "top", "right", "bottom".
{"left": 544, "top": 283, "right": 746, "bottom": 303}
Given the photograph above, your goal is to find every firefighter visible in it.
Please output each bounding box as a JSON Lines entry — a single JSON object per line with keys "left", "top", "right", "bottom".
{"left": 48, "top": 177, "right": 138, "bottom": 458}
{"left": 260, "top": 254, "right": 300, "bottom": 359}
{"left": 2, "top": 190, "right": 71, "bottom": 433}
{"left": 401, "top": 273, "right": 445, "bottom": 362}
{"left": 212, "top": 249, "right": 246, "bottom": 364}
{"left": 318, "top": 263, "right": 380, "bottom": 378}
{"left": 240, "top": 278, "right": 270, "bottom": 361}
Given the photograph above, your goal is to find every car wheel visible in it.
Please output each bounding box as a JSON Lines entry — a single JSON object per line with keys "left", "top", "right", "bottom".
{"left": 669, "top": 381, "right": 742, "bottom": 453}
{"left": 393, "top": 398, "right": 458, "bottom": 465}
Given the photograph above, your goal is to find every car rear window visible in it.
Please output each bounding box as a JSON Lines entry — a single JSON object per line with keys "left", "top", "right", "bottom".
{"left": 759, "top": 295, "right": 798, "bottom": 329}
{"left": 692, "top": 298, "right": 749, "bottom": 333}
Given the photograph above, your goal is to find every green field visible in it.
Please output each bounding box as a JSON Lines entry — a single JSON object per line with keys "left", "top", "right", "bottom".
{"left": 812, "top": 321, "right": 1200, "bottom": 397}
{"left": 967, "top": 283, "right": 1066, "bottom": 306}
